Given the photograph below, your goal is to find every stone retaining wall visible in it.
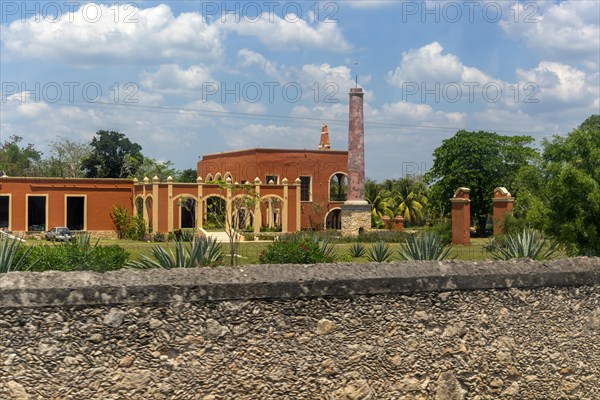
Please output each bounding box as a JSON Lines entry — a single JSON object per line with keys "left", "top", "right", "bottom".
{"left": 1, "top": 258, "right": 599, "bottom": 399}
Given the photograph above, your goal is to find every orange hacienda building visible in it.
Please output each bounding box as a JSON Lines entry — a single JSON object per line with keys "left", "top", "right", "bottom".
{"left": 0, "top": 125, "right": 348, "bottom": 236}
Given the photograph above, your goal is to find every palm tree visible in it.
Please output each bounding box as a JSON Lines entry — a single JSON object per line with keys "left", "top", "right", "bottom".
{"left": 389, "top": 190, "right": 428, "bottom": 225}
{"left": 365, "top": 179, "right": 392, "bottom": 228}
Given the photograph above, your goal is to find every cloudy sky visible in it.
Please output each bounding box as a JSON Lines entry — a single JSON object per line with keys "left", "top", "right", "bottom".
{"left": 1, "top": 0, "right": 598, "bottom": 180}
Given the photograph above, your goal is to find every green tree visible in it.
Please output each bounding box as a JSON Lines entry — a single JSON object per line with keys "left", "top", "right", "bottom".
{"left": 0, "top": 135, "right": 43, "bottom": 176}
{"left": 134, "top": 156, "right": 178, "bottom": 181}
{"left": 425, "top": 130, "right": 537, "bottom": 236}
{"left": 380, "top": 177, "right": 429, "bottom": 226}
{"left": 81, "top": 130, "right": 143, "bottom": 178}
{"left": 177, "top": 168, "right": 198, "bottom": 183}
{"left": 516, "top": 115, "right": 600, "bottom": 255}
{"left": 42, "top": 137, "right": 91, "bottom": 178}
{"left": 365, "top": 178, "right": 391, "bottom": 228}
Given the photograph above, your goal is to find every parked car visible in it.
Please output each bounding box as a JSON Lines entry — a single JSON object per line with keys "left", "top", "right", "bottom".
{"left": 45, "top": 227, "right": 73, "bottom": 241}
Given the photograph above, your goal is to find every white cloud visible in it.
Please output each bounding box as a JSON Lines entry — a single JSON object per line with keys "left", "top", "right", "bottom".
{"left": 387, "top": 41, "right": 495, "bottom": 88}
{"left": 226, "top": 124, "right": 317, "bottom": 149}
{"left": 223, "top": 13, "right": 351, "bottom": 52}
{"left": 500, "top": 1, "right": 600, "bottom": 65}
{"left": 0, "top": 4, "right": 224, "bottom": 64}
{"left": 140, "top": 64, "right": 214, "bottom": 94}
{"left": 237, "top": 49, "right": 288, "bottom": 81}
{"left": 515, "top": 61, "right": 599, "bottom": 112}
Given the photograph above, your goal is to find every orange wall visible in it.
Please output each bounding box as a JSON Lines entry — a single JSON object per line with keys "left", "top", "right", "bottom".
{"left": 0, "top": 178, "right": 133, "bottom": 232}
{"left": 198, "top": 149, "right": 348, "bottom": 228}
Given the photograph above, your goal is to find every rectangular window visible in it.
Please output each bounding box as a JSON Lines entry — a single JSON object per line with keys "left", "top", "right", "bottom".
{"left": 265, "top": 175, "right": 279, "bottom": 184}
{"left": 66, "top": 196, "right": 85, "bottom": 231}
{"left": 300, "top": 176, "right": 311, "bottom": 202}
{"left": 0, "top": 195, "right": 9, "bottom": 229}
{"left": 27, "top": 195, "right": 47, "bottom": 231}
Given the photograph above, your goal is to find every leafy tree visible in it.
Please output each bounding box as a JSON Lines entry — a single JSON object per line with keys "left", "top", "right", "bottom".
{"left": 425, "top": 130, "right": 537, "bottom": 235}
{"left": 81, "top": 130, "right": 143, "bottom": 178}
{"left": 135, "top": 156, "right": 178, "bottom": 181}
{"left": 177, "top": 168, "right": 198, "bottom": 183}
{"left": 42, "top": 137, "right": 91, "bottom": 178}
{"left": 515, "top": 115, "right": 600, "bottom": 255}
{"left": 0, "top": 135, "right": 42, "bottom": 176}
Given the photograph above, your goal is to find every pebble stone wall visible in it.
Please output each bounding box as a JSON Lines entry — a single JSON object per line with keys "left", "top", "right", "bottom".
{"left": 1, "top": 259, "right": 599, "bottom": 400}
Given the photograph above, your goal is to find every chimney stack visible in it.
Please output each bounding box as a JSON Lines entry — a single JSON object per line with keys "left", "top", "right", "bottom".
{"left": 318, "top": 124, "right": 331, "bottom": 151}
{"left": 347, "top": 87, "right": 366, "bottom": 202}
{"left": 340, "top": 87, "right": 371, "bottom": 236}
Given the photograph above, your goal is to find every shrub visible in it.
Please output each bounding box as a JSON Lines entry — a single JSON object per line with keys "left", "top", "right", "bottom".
{"left": 348, "top": 242, "right": 366, "bottom": 258}
{"left": 428, "top": 220, "right": 452, "bottom": 244}
{"left": 337, "top": 253, "right": 354, "bottom": 262}
{"left": 128, "top": 237, "right": 223, "bottom": 269}
{"left": 398, "top": 232, "right": 452, "bottom": 260}
{"left": 179, "top": 229, "right": 196, "bottom": 242}
{"left": 0, "top": 235, "right": 31, "bottom": 273}
{"left": 366, "top": 241, "right": 394, "bottom": 262}
{"left": 259, "top": 235, "right": 334, "bottom": 264}
{"left": 25, "top": 235, "right": 129, "bottom": 272}
{"left": 111, "top": 206, "right": 147, "bottom": 240}
{"left": 488, "top": 228, "right": 560, "bottom": 260}
{"left": 152, "top": 232, "right": 167, "bottom": 242}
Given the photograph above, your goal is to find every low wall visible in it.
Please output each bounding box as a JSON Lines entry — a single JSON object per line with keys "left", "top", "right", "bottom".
{"left": 1, "top": 258, "right": 599, "bottom": 399}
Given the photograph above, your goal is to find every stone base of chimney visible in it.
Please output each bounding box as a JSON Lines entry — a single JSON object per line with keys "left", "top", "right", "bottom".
{"left": 341, "top": 203, "right": 371, "bottom": 237}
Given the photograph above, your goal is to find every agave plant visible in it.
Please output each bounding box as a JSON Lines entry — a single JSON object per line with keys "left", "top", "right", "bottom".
{"left": 0, "top": 235, "right": 31, "bottom": 273}
{"left": 489, "top": 229, "right": 560, "bottom": 260}
{"left": 398, "top": 232, "right": 451, "bottom": 261}
{"left": 319, "top": 236, "right": 337, "bottom": 261}
{"left": 128, "top": 236, "right": 223, "bottom": 269}
{"left": 348, "top": 242, "right": 366, "bottom": 258}
{"left": 366, "top": 241, "right": 394, "bottom": 262}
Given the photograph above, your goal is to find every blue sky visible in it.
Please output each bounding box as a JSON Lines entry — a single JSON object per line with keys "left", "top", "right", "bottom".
{"left": 1, "top": 0, "right": 599, "bottom": 180}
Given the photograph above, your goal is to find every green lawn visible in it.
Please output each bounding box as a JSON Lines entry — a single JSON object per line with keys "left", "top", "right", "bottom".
{"left": 52, "top": 237, "right": 492, "bottom": 264}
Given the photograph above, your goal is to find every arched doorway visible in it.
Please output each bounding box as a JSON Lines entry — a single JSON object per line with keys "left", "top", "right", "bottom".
{"left": 202, "top": 195, "right": 226, "bottom": 230}
{"left": 325, "top": 208, "right": 342, "bottom": 230}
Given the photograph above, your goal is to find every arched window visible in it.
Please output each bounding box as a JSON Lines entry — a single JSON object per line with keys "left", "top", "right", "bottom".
{"left": 329, "top": 173, "right": 348, "bottom": 202}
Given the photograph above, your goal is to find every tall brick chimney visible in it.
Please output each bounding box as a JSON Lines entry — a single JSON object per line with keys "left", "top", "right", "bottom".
{"left": 318, "top": 124, "right": 331, "bottom": 151}
{"left": 341, "top": 87, "right": 371, "bottom": 236}
{"left": 347, "top": 88, "right": 366, "bottom": 201}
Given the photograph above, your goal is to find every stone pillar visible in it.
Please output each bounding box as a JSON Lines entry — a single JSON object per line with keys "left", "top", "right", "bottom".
{"left": 393, "top": 216, "right": 405, "bottom": 231}
{"left": 295, "top": 178, "right": 302, "bottom": 232}
{"left": 167, "top": 176, "right": 173, "bottom": 233}
{"left": 492, "top": 187, "right": 514, "bottom": 236}
{"left": 152, "top": 176, "right": 159, "bottom": 233}
{"left": 225, "top": 177, "right": 233, "bottom": 235}
{"left": 382, "top": 215, "right": 392, "bottom": 229}
{"left": 282, "top": 178, "right": 289, "bottom": 233}
{"left": 451, "top": 187, "right": 471, "bottom": 245}
{"left": 142, "top": 177, "right": 149, "bottom": 225}
{"left": 196, "top": 177, "right": 203, "bottom": 230}
{"left": 253, "top": 178, "right": 262, "bottom": 234}
{"left": 341, "top": 87, "right": 371, "bottom": 236}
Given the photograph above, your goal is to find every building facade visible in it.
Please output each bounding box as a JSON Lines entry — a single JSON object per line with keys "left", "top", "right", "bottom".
{"left": 0, "top": 126, "right": 349, "bottom": 236}
{"left": 0, "top": 177, "right": 133, "bottom": 237}
{"left": 197, "top": 147, "right": 349, "bottom": 230}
